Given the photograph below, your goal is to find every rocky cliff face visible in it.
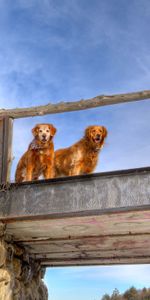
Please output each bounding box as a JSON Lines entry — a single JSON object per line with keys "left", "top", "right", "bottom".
{"left": 0, "top": 233, "right": 48, "bottom": 300}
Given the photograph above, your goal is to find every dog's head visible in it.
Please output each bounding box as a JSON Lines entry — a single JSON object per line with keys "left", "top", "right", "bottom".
{"left": 32, "top": 123, "right": 57, "bottom": 143}
{"left": 85, "top": 125, "right": 107, "bottom": 149}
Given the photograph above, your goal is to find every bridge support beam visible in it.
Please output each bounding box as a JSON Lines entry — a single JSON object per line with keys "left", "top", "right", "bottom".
{"left": 0, "top": 228, "right": 48, "bottom": 300}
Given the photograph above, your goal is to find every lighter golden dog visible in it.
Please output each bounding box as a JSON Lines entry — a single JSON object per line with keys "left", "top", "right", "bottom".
{"left": 15, "top": 123, "right": 56, "bottom": 182}
{"left": 55, "top": 125, "right": 107, "bottom": 177}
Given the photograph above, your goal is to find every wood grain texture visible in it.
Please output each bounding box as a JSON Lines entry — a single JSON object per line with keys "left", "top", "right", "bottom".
{"left": 40, "top": 257, "right": 150, "bottom": 266}
{"left": 0, "top": 90, "right": 150, "bottom": 119}
{"left": 0, "top": 119, "right": 4, "bottom": 183}
{"left": 3, "top": 118, "right": 13, "bottom": 183}
{"left": 5, "top": 209, "right": 150, "bottom": 266}
{"left": 1, "top": 167, "right": 150, "bottom": 219}
{"left": 6, "top": 210, "right": 150, "bottom": 240}
{"left": 0, "top": 118, "right": 13, "bottom": 183}
{"left": 1, "top": 167, "right": 150, "bottom": 266}
{"left": 17, "top": 233, "right": 150, "bottom": 254}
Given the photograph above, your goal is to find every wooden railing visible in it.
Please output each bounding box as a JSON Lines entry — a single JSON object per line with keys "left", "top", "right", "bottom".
{"left": 0, "top": 89, "right": 150, "bottom": 184}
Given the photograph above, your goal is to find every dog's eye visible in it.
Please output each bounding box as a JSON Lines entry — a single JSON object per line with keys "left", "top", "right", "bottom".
{"left": 39, "top": 129, "right": 43, "bottom": 133}
{"left": 46, "top": 130, "right": 50, "bottom": 133}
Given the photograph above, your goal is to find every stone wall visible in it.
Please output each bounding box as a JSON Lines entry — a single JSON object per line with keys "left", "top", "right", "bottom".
{"left": 0, "top": 225, "right": 48, "bottom": 300}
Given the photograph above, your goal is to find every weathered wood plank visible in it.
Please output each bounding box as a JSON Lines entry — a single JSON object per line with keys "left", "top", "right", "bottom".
{"left": 1, "top": 167, "right": 150, "bottom": 266}
{"left": 6, "top": 210, "right": 150, "bottom": 240}
{"left": 5, "top": 208, "right": 150, "bottom": 267}
{"left": 41, "top": 257, "right": 150, "bottom": 266}
{"left": 34, "top": 248, "right": 150, "bottom": 260}
{"left": 2, "top": 118, "right": 13, "bottom": 183}
{"left": 0, "top": 119, "right": 4, "bottom": 183}
{"left": 0, "top": 167, "right": 150, "bottom": 219}
{"left": 0, "top": 117, "right": 13, "bottom": 184}
{"left": 19, "top": 233, "right": 150, "bottom": 254}
{"left": 0, "top": 90, "right": 150, "bottom": 118}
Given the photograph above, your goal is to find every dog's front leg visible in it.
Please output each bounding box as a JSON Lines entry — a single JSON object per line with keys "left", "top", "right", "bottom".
{"left": 43, "top": 164, "right": 55, "bottom": 179}
{"left": 25, "top": 163, "right": 34, "bottom": 181}
{"left": 68, "top": 165, "right": 81, "bottom": 176}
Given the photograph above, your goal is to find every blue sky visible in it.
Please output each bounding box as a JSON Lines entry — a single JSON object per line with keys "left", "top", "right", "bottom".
{"left": 45, "top": 265, "right": 150, "bottom": 300}
{"left": 0, "top": 0, "right": 150, "bottom": 299}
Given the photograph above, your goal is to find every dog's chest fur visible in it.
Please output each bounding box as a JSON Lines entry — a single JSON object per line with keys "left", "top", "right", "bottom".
{"left": 34, "top": 149, "right": 51, "bottom": 166}
{"left": 83, "top": 149, "right": 98, "bottom": 171}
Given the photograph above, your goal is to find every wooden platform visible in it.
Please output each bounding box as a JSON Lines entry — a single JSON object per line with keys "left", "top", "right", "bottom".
{"left": 0, "top": 167, "right": 150, "bottom": 266}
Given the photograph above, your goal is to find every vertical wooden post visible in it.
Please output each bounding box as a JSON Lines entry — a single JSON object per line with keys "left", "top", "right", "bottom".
{"left": 0, "top": 118, "right": 3, "bottom": 183}
{"left": 0, "top": 117, "right": 13, "bottom": 184}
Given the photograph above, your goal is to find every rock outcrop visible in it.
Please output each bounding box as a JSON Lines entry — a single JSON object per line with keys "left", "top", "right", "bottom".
{"left": 0, "top": 230, "right": 48, "bottom": 300}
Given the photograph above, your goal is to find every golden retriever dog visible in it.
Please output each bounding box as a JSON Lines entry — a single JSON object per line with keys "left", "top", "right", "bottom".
{"left": 15, "top": 123, "right": 57, "bottom": 182}
{"left": 55, "top": 125, "right": 107, "bottom": 177}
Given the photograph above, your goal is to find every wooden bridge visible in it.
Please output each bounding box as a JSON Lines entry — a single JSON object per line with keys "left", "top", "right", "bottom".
{"left": 0, "top": 167, "right": 150, "bottom": 266}
{"left": 0, "top": 90, "right": 150, "bottom": 299}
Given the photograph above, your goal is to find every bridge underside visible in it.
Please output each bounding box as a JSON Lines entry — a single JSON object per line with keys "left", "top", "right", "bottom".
{"left": 0, "top": 167, "right": 150, "bottom": 266}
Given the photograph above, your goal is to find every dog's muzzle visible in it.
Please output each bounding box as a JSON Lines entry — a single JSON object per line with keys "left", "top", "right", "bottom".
{"left": 41, "top": 135, "right": 47, "bottom": 142}
{"left": 94, "top": 134, "right": 101, "bottom": 142}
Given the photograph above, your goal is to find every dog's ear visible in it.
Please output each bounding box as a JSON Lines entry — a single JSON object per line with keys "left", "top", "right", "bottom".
{"left": 49, "top": 124, "right": 57, "bottom": 136}
{"left": 102, "top": 126, "right": 108, "bottom": 138}
{"left": 85, "top": 126, "right": 92, "bottom": 139}
{"left": 32, "top": 125, "right": 39, "bottom": 137}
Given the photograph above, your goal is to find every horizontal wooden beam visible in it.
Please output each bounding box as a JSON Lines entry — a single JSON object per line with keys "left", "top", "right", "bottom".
{"left": 0, "top": 90, "right": 150, "bottom": 119}
{"left": 41, "top": 257, "right": 150, "bottom": 266}
{"left": 1, "top": 167, "right": 150, "bottom": 220}
{"left": 8, "top": 209, "right": 150, "bottom": 266}
{"left": 5, "top": 209, "right": 150, "bottom": 242}
{"left": 18, "top": 233, "right": 150, "bottom": 254}
{"left": 35, "top": 249, "right": 150, "bottom": 260}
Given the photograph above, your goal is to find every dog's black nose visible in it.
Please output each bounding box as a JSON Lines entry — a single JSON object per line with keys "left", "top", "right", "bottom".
{"left": 96, "top": 134, "right": 100, "bottom": 138}
{"left": 42, "top": 134, "right": 47, "bottom": 141}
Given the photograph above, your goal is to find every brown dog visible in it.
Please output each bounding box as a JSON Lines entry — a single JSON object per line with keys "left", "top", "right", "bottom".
{"left": 55, "top": 125, "right": 107, "bottom": 177}
{"left": 15, "top": 123, "right": 56, "bottom": 182}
